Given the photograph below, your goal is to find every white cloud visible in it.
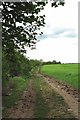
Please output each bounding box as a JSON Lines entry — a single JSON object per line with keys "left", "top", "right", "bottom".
{"left": 26, "top": 0, "right": 78, "bottom": 63}
{"left": 27, "top": 38, "right": 78, "bottom": 63}
{"left": 41, "top": 0, "right": 78, "bottom": 35}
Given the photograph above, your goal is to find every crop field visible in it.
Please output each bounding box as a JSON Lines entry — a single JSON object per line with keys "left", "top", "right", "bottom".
{"left": 41, "top": 64, "right": 79, "bottom": 89}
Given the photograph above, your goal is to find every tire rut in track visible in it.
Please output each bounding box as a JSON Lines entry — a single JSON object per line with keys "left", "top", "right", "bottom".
{"left": 7, "top": 80, "right": 36, "bottom": 118}
{"left": 39, "top": 74, "right": 78, "bottom": 118}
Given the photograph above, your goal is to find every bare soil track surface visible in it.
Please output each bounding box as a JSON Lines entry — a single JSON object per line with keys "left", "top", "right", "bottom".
{"left": 40, "top": 74, "right": 79, "bottom": 118}
{"left": 7, "top": 80, "right": 36, "bottom": 118}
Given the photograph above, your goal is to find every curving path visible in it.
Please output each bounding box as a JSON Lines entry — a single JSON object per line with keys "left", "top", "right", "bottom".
{"left": 41, "top": 74, "right": 79, "bottom": 118}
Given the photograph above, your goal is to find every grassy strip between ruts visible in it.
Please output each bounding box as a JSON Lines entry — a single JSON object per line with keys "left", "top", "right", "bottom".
{"left": 2, "top": 76, "right": 29, "bottom": 117}
{"left": 41, "top": 64, "right": 79, "bottom": 89}
{"left": 33, "top": 75, "right": 75, "bottom": 118}
{"left": 33, "top": 76, "right": 49, "bottom": 118}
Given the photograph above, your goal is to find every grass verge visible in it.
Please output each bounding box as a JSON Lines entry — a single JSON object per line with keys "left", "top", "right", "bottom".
{"left": 2, "top": 76, "right": 29, "bottom": 117}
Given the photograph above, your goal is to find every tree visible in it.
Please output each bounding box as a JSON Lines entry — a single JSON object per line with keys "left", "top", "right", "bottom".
{"left": 2, "top": 2, "right": 46, "bottom": 55}
{"left": 52, "top": 60, "right": 57, "bottom": 64}
{"left": 2, "top": 1, "right": 65, "bottom": 79}
{"left": 2, "top": 2, "right": 46, "bottom": 78}
{"left": 51, "top": 0, "right": 65, "bottom": 7}
{"left": 58, "top": 61, "right": 61, "bottom": 64}
{"left": 2, "top": 1, "right": 65, "bottom": 54}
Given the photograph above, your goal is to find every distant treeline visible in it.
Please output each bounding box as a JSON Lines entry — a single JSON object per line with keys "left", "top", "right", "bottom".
{"left": 42, "top": 62, "right": 78, "bottom": 65}
{"left": 43, "top": 60, "right": 61, "bottom": 65}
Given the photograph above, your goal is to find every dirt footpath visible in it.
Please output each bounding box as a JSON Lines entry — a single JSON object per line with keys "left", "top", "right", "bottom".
{"left": 40, "top": 74, "right": 79, "bottom": 118}
{"left": 4, "top": 75, "right": 79, "bottom": 118}
{"left": 7, "top": 80, "right": 36, "bottom": 118}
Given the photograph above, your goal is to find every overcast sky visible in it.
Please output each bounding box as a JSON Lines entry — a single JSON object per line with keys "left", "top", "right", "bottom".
{"left": 26, "top": 0, "right": 78, "bottom": 63}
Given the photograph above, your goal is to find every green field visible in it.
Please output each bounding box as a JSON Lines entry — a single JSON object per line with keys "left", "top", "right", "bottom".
{"left": 41, "top": 64, "right": 79, "bottom": 89}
